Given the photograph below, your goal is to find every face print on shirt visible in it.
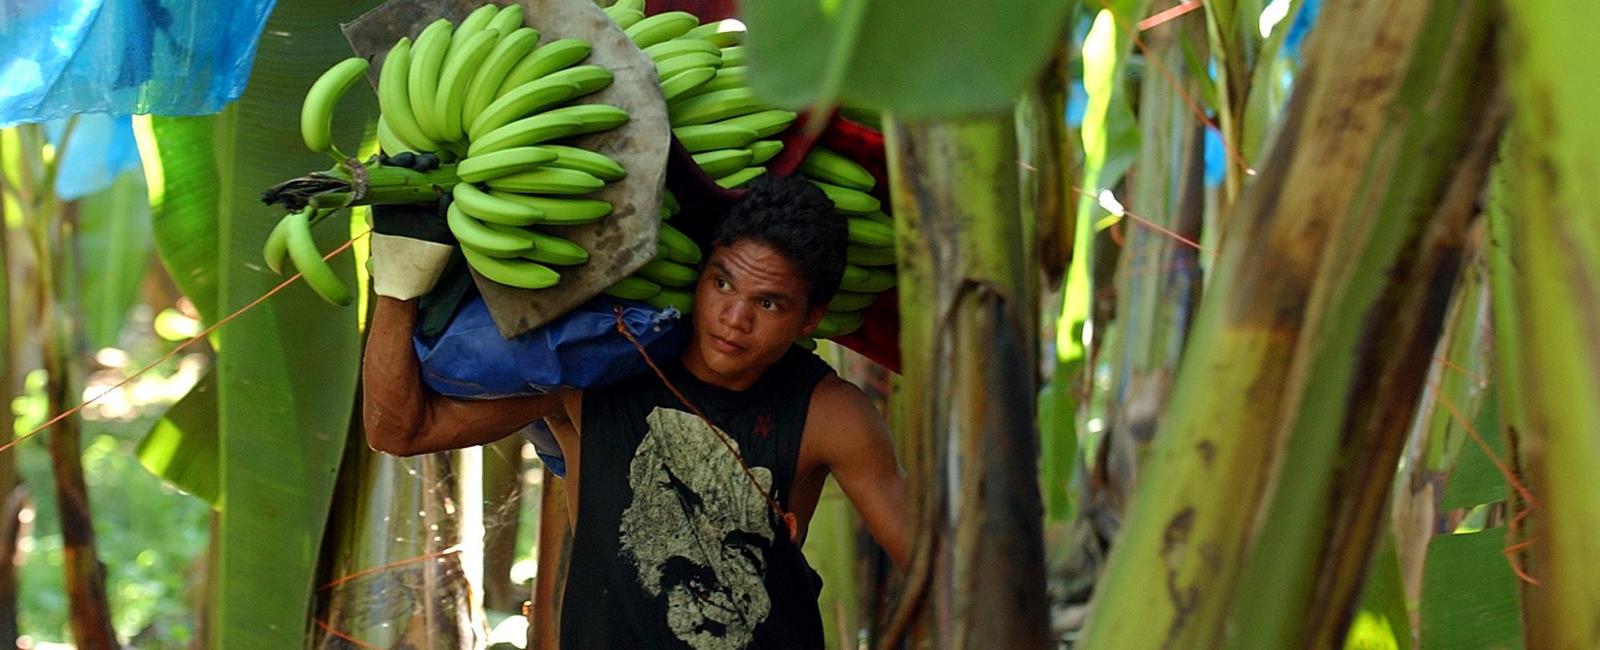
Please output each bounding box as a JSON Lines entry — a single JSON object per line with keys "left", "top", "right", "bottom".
{"left": 618, "top": 407, "right": 777, "bottom": 649}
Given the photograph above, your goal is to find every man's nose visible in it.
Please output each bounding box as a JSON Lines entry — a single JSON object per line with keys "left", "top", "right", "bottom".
{"left": 720, "top": 300, "right": 753, "bottom": 332}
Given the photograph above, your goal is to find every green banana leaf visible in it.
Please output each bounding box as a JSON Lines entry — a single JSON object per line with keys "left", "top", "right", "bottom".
{"left": 75, "top": 170, "right": 154, "bottom": 349}
{"left": 141, "top": 0, "right": 382, "bottom": 646}
{"left": 1419, "top": 529, "right": 1523, "bottom": 649}
{"left": 212, "top": 1, "right": 380, "bottom": 646}
{"left": 137, "top": 368, "right": 219, "bottom": 507}
{"left": 739, "top": 0, "right": 1074, "bottom": 117}
{"left": 1342, "top": 534, "right": 1409, "bottom": 650}
{"left": 145, "top": 114, "right": 224, "bottom": 325}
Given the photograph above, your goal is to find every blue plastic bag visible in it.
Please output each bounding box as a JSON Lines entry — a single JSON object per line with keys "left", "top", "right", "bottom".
{"left": 0, "top": 0, "right": 277, "bottom": 127}
{"left": 415, "top": 294, "right": 690, "bottom": 475}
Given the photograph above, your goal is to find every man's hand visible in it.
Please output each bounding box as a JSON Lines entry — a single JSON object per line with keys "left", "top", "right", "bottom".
{"left": 369, "top": 188, "right": 455, "bottom": 301}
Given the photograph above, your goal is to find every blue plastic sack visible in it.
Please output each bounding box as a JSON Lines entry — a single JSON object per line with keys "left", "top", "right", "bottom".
{"left": 0, "top": 0, "right": 277, "bottom": 127}
{"left": 416, "top": 293, "right": 690, "bottom": 399}
{"left": 43, "top": 113, "right": 142, "bottom": 200}
{"left": 416, "top": 293, "right": 690, "bottom": 476}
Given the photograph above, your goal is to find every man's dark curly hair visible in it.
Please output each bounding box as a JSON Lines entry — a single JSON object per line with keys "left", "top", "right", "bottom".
{"left": 713, "top": 174, "right": 847, "bottom": 308}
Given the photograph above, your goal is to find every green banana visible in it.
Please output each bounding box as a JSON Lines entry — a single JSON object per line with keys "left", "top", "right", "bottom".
{"left": 283, "top": 208, "right": 352, "bottom": 305}
{"left": 549, "top": 103, "right": 631, "bottom": 134}
{"left": 474, "top": 64, "right": 616, "bottom": 137}
{"left": 714, "top": 165, "right": 765, "bottom": 189}
{"left": 434, "top": 27, "right": 501, "bottom": 143}
{"left": 655, "top": 52, "right": 723, "bottom": 84}
{"left": 795, "top": 336, "right": 818, "bottom": 351}
{"left": 463, "top": 246, "right": 561, "bottom": 289}
{"left": 377, "top": 38, "right": 443, "bottom": 153}
{"left": 492, "top": 192, "right": 614, "bottom": 224}
{"left": 662, "top": 189, "right": 680, "bottom": 217}
{"left": 449, "top": 200, "right": 534, "bottom": 256}
{"left": 646, "top": 288, "right": 695, "bottom": 314}
{"left": 692, "top": 148, "right": 753, "bottom": 178}
{"left": 644, "top": 38, "right": 720, "bottom": 63}
{"left": 672, "top": 123, "right": 759, "bottom": 152}
{"left": 376, "top": 116, "right": 416, "bottom": 155}
{"left": 542, "top": 145, "right": 627, "bottom": 181}
{"left": 813, "top": 310, "right": 864, "bottom": 338}
{"left": 407, "top": 19, "right": 454, "bottom": 143}
{"left": 610, "top": 0, "right": 645, "bottom": 13}
{"left": 606, "top": 276, "right": 664, "bottom": 301}
{"left": 747, "top": 139, "right": 783, "bottom": 165}
{"left": 828, "top": 291, "right": 878, "bottom": 312}
{"left": 636, "top": 259, "right": 699, "bottom": 287}
{"left": 262, "top": 212, "right": 295, "bottom": 275}
{"left": 810, "top": 179, "right": 881, "bottom": 214}
{"left": 487, "top": 4, "right": 527, "bottom": 37}
{"left": 799, "top": 147, "right": 876, "bottom": 191}
{"left": 498, "top": 38, "right": 592, "bottom": 97}
{"left": 693, "top": 65, "right": 747, "bottom": 95}
{"left": 720, "top": 45, "right": 745, "bottom": 66}
{"left": 660, "top": 67, "right": 718, "bottom": 103}
{"left": 846, "top": 216, "right": 895, "bottom": 247}
{"left": 523, "top": 229, "right": 591, "bottom": 265}
{"left": 300, "top": 57, "right": 369, "bottom": 154}
{"left": 604, "top": 6, "right": 646, "bottom": 29}
{"left": 657, "top": 223, "right": 703, "bottom": 264}
{"left": 624, "top": 11, "right": 700, "bottom": 49}
{"left": 453, "top": 182, "right": 547, "bottom": 225}
{"left": 462, "top": 27, "right": 541, "bottom": 130}
{"left": 470, "top": 79, "right": 583, "bottom": 140}
{"left": 669, "top": 87, "right": 762, "bottom": 126}
{"left": 457, "top": 146, "right": 559, "bottom": 183}
{"left": 683, "top": 20, "right": 744, "bottom": 47}
{"left": 715, "top": 109, "right": 796, "bottom": 138}
{"left": 838, "top": 264, "right": 896, "bottom": 293}
{"left": 865, "top": 210, "right": 892, "bottom": 227}
{"left": 846, "top": 243, "right": 896, "bottom": 266}
{"left": 467, "top": 112, "right": 585, "bottom": 156}
{"left": 449, "top": 4, "right": 500, "bottom": 53}
{"left": 485, "top": 167, "right": 607, "bottom": 195}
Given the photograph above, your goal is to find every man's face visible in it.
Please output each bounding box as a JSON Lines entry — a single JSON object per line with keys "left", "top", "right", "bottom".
{"left": 686, "top": 239, "right": 826, "bottom": 388}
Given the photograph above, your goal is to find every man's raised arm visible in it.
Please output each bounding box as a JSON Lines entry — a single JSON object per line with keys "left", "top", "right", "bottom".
{"left": 360, "top": 199, "right": 563, "bottom": 456}
{"left": 362, "top": 297, "right": 564, "bottom": 456}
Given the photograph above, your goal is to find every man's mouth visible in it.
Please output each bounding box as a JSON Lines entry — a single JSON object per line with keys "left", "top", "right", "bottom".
{"left": 710, "top": 334, "right": 745, "bottom": 354}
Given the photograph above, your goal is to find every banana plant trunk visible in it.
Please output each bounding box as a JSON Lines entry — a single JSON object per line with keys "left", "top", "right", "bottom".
{"left": 1077, "top": 0, "right": 1501, "bottom": 645}
{"left": 881, "top": 114, "right": 1048, "bottom": 648}
{"left": 531, "top": 470, "right": 571, "bottom": 650}
{"left": 314, "top": 433, "right": 483, "bottom": 648}
{"left": 11, "top": 123, "right": 118, "bottom": 648}
{"left": 0, "top": 144, "right": 21, "bottom": 648}
{"left": 1491, "top": 1, "right": 1600, "bottom": 644}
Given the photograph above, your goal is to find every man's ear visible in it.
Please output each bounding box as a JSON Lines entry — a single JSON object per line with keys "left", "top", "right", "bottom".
{"left": 800, "top": 301, "right": 828, "bottom": 336}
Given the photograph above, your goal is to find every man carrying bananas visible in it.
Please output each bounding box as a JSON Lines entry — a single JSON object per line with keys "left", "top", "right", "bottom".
{"left": 363, "top": 175, "right": 908, "bottom": 649}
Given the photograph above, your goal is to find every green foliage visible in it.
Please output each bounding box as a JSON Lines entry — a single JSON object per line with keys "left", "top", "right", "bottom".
{"left": 75, "top": 171, "right": 155, "bottom": 349}
{"left": 1420, "top": 529, "right": 1523, "bottom": 649}
{"left": 740, "top": 0, "right": 1075, "bottom": 116}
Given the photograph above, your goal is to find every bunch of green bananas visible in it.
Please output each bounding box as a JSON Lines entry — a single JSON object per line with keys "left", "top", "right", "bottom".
{"left": 604, "top": 4, "right": 797, "bottom": 190}
{"left": 281, "top": 4, "right": 635, "bottom": 303}
{"left": 601, "top": 188, "right": 702, "bottom": 310}
{"left": 798, "top": 146, "right": 895, "bottom": 339}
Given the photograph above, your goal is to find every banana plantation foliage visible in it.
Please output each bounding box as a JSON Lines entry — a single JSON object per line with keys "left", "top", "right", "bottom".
{"left": 0, "top": 0, "right": 1594, "bottom": 647}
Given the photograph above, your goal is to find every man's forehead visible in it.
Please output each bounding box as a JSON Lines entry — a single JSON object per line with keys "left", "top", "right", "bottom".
{"left": 710, "top": 241, "right": 809, "bottom": 298}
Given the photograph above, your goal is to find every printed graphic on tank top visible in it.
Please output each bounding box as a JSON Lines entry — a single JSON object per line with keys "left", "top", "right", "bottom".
{"left": 561, "top": 346, "right": 833, "bottom": 650}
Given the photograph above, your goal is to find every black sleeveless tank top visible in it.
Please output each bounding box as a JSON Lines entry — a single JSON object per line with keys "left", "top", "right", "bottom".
{"left": 561, "top": 345, "right": 835, "bottom": 649}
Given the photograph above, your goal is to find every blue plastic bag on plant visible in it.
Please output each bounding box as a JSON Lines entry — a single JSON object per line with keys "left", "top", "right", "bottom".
{"left": 0, "top": 0, "right": 276, "bottom": 127}
{"left": 415, "top": 293, "right": 689, "bottom": 475}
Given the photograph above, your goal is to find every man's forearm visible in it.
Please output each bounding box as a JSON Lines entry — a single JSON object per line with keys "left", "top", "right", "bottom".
{"left": 363, "top": 297, "right": 430, "bottom": 454}
{"left": 361, "top": 296, "right": 566, "bottom": 456}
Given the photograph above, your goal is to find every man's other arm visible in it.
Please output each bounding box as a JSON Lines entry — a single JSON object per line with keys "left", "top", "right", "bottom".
{"left": 363, "top": 296, "right": 567, "bottom": 456}
{"left": 809, "top": 376, "right": 909, "bottom": 567}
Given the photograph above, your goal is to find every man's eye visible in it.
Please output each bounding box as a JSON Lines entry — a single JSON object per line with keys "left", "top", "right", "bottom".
{"left": 714, "top": 276, "right": 729, "bottom": 290}
{"left": 758, "top": 299, "right": 777, "bottom": 311}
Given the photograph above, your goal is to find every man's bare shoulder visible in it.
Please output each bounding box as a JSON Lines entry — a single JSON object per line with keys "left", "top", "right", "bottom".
{"left": 804, "top": 374, "right": 889, "bottom": 447}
